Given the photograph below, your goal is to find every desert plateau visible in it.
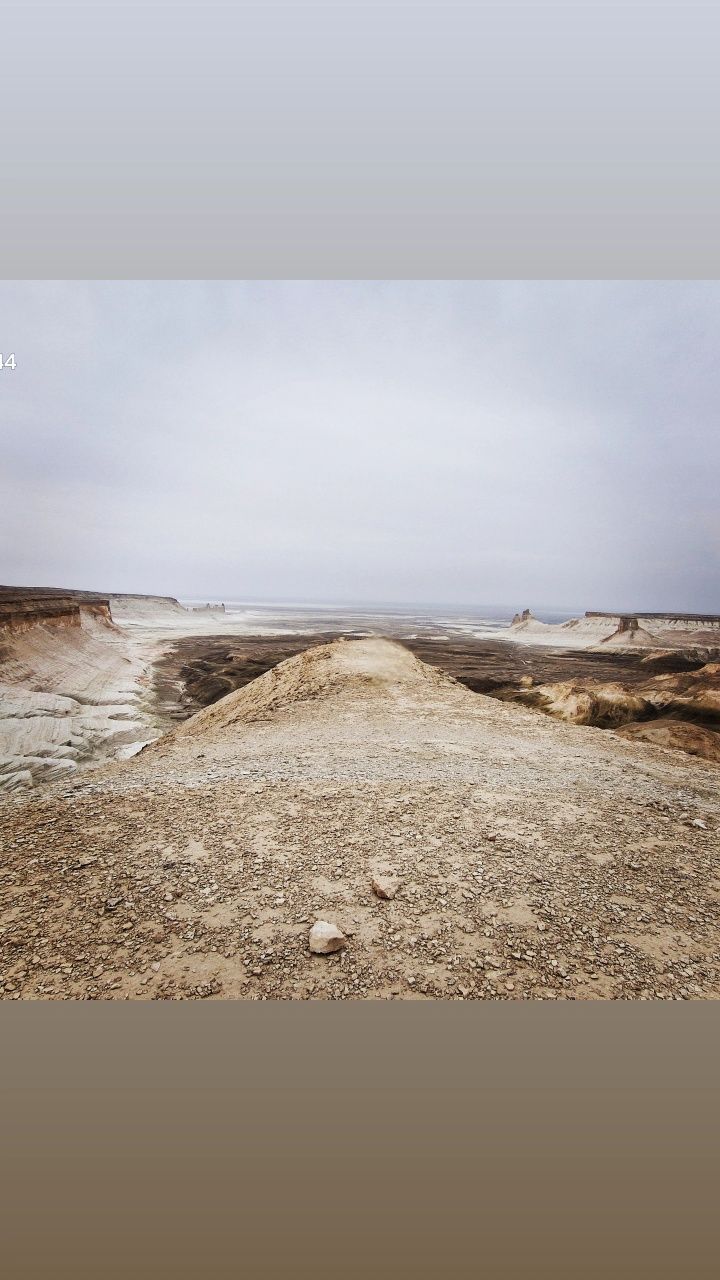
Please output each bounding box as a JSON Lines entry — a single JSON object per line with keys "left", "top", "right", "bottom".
{"left": 1, "top": 587, "right": 719, "bottom": 1000}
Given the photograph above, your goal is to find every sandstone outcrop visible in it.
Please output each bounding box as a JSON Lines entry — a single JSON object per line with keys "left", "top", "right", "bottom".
{"left": 503, "top": 680, "right": 650, "bottom": 728}
{"left": 615, "top": 719, "right": 720, "bottom": 764}
{"left": 504, "top": 661, "right": 720, "bottom": 761}
{"left": 0, "top": 587, "right": 115, "bottom": 638}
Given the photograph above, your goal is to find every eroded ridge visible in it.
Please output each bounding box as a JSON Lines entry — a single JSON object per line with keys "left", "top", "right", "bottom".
{"left": 2, "top": 638, "right": 719, "bottom": 1001}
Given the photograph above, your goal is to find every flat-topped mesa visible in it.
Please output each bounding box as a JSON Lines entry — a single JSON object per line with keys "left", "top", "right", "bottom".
{"left": 0, "top": 587, "right": 113, "bottom": 636}
{"left": 107, "top": 594, "right": 189, "bottom": 623}
{"left": 586, "top": 611, "right": 720, "bottom": 630}
{"left": 585, "top": 611, "right": 720, "bottom": 651}
{"left": 596, "top": 615, "right": 660, "bottom": 648}
{"left": 505, "top": 607, "right": 720, "bottom": 652}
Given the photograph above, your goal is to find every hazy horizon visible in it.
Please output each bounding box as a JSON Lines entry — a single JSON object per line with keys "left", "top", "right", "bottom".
{"left": 2, "top": 280, "right": 718, "bottom": 613}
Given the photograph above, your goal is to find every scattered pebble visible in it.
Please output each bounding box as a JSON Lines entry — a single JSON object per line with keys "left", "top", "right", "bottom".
{"left": 371, "top": 875, "right": 399, "bottom": 901}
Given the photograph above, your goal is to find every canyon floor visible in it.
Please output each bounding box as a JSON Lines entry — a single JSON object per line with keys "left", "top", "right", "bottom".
{"left": 2, "top": 636, "right": 719, "bottom": 1000}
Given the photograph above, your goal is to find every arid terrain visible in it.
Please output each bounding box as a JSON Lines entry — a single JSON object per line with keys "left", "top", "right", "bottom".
{"left": 1, "top": 593, "right": 719, "bottom": 1000}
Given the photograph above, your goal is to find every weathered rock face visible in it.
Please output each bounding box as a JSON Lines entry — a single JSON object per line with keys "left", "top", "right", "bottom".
{"left": 641, "top": 664, "right": 720, "bottom": 722}
{"left": 509, "top": 609, "right": 558, "bottom": 636}
{"left": 0, "top": 588, "right": 115, "bottom": 638}
{"left": 108, "top": 594, "right": 188, "bottom": 623}
{"left": 587, "top": 613, "right": 720, "bottom": 650}
{"left": 505, "top": 681, "right": 650, "bottom": 729}
{"left": 615, "top": 720, "right": 720, "bottom": 764}
{"left": 505, "top": 661, "right": 720, "bottom": 761}
{"left": 0, "top": 598, "right": 83, "bottom": 635}
{"left": 616, "top": 615, "right": 638, "bottom": 633}
{"left": 0, "top": 585, "right": 160, "bottom": 790}
{"left": 511, "top": 608, "right": 535, "bottom": 626}
{"left": 587, "top": 611, "right": 720, "bottom": 630}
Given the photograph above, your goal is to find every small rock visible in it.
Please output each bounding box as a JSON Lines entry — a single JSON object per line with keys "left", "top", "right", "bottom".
{"left": 690, "top": 819, "right": 707, "bottom": 829}
{"left": 309, "top": 921, "right": 347, "bottom": 954}
{"left": 371, "top": 875, "right": 399, "bottom": 900}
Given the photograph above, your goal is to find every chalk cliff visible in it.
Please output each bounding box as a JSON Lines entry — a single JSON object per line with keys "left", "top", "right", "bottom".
{"left": 509, "top": 607, "right": 720, "bottom": 652}
{"left": 0, "top": 585, "right": 163, "bottom": 789}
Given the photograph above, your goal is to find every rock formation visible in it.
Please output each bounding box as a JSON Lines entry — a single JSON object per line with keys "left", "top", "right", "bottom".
{"left": 615, "top": 720, "right": 720, "bottom": 763}
{"left": 504, "top": 661, "right": 720, "bottom": 762}
{"left": 108, "top": 594, "right": 189, "bottom": 623}
{"left": 509, "top": 609, "right": 555, "bottom": 634}
{"left": 0, "top": 584, "right": 164, "bottom": 789}
{"left": 596, "top": 617, "right": 660, "bottom": 648}
{"left": 508, "top": 607, "right": 720, "bottom": 652}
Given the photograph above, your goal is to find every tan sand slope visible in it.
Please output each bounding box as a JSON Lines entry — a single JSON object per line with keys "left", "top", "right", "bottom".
{"left": 2, "top": 638, "right": 718, "bottom": 1001}
{"left": 169, "top": 636, "right": 454, "bottom": 737}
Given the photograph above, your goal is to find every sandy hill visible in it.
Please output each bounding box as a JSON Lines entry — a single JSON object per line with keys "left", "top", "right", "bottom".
{"left": 168, "top": 637, "right": 454, "bottom": 738}
{"left": 1, "top": 638, "right": 718, "bottom": 1001}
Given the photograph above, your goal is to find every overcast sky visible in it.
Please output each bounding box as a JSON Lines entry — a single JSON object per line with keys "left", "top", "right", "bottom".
{"left": 1, "top": 279, "right": 718, "bottom": 613}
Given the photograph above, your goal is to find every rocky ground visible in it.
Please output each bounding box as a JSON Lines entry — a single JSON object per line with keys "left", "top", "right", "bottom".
{"left": 1, "top": 638, "right": 719, "bottom": 1001}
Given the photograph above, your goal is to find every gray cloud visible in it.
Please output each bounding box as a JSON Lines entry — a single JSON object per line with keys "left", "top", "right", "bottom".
{"left": 1, "top": 280, "right": 718, "bottom": 612}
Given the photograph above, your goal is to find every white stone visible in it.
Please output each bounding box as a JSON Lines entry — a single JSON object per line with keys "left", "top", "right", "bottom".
{"left": 308, "top": 920, "right": 347, "bottom": 954}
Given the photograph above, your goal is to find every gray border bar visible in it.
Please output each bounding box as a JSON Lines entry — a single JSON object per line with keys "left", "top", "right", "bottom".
{"left": 3, "top": 2, "right": 720, "bottom": 277}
